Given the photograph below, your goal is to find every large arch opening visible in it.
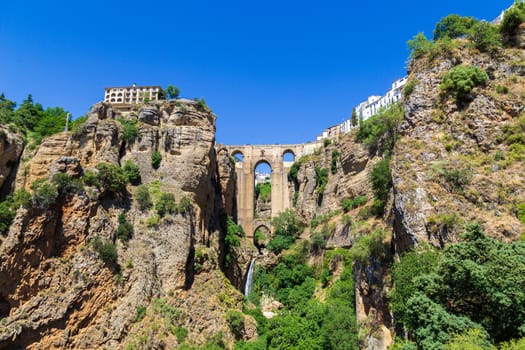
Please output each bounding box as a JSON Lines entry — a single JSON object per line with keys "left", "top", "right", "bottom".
{"left": 282, "top": 149, "right": 295, "bottom": 163}
{"left": 253, "top": 224, "right": 271, "bottom": 250}
{"left": 254, "top": 160, "right": 272, "bottom": 220}
{"left": 232, "top": 150, "right": 244, "bottom": 164}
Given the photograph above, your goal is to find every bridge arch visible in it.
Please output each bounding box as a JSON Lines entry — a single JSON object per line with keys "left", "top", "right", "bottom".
{"left": 219, "top": 141, "right": 321, "bottom": 237}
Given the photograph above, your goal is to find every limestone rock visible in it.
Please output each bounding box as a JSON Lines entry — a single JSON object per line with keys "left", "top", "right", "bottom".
{"left": 0, "top": 127, "right": 24, "bottom": 195}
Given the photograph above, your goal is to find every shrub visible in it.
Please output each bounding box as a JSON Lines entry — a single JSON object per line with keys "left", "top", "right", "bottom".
{"left": 341, "top": 195, "right": 368, "bottom": 212}
{"left": 323, "top": 138, "right": 331, "bottom": 147}
{"left": 267, "top": 209, "right": 303, "bottom": 253}
{"left": 441, "top": 167, "right": 472, "bottom": 192}
{"left": 371, "top": 158, "right": 392, "bottom": 203}
{"left": 32, "top": 179, "right": 58, "bottom": 208}
{"left": 439, "top": 65, "right": 488, "bottom": 102}
{"left": 92, "top": 236, "right": 118, "bottom": 265}
{"left": 51, "top": 173, "right": 83, "bottom": 194}
{"left": 351, "top": 229, "right": 389, "bottom": 264}
{"left": 118, "top": 118, "right": 139, "bottom": 143}
{"left": 193, "top": 97, "right": 207, "bottom": 111}
{"left": 123, "top": 160, "right": 141, "bottom": 185}
{"left": 331, "top": 150, "right": 339, "bottom": 174}
{"left": 224, "top": 216, "right": 243, "bottom": 266}
{"left": 0, "top": 190, "right": 31, "bottom": 235}
{"left": 314, "top": 165, "right": 329, "bottom": 196}
{"left": 500, "top": 2, "right": 525, "bottom": 45}
{"left": 135, "top": 185, "right": 152, "bottom": 211}
{"left": 496, "top": 84, "right": 509, "bottom": 94}
{"left": 151, "top": 151, "right": 162, "bottom": 169}
{"left": 226, "top": 310, "right": 244, "bottom": 340}
{"left": 468, "top": 21, "right": 501, "bottom": 54}
{"left": 135, "top": 305, "right": 147, "bottom": 322}
{"left": 178, "top": 195, "right": 192, "bottom": 214}
{"left": 145, "top": 214, "right": 160, "bottom": 228}
{"left": 255, "top": 182, "right": 271, "bottom": 202}
{"left": 403, "top": 80, "right": 416, "bottom": 98}
{"left": 96, "top": 162, "right": 128, "bottom": 195}
{"left": 156, "top": 193, "right": 176, "bottom": 217}
{"left": 288, "top": 160, "right": 302, "bottom": 182}
{"left": 173, "top": 327, "right": 188, "bottom": 343}
{"left": 310, "top": 232, "right": 327, "bottom": 254}
{"left": 517, "top": 203, "right": 525, "bottom": 224}
{"left": 116, "top": 213, "right": 133, "bottom": 242}
{"left": 407, "top": 32, "right": 433, "bottom": 59}
{"left": 355, "top": 103, "right": 403, "bottom": 153}
{"left": 82, "top": 170, "right": 100, "bottom": 187}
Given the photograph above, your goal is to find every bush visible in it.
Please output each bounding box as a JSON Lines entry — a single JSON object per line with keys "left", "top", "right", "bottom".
{"left": 288, "top": 159, "right": 302, "bottom": 182}
{"left": 92, "top": 236, "right": 118, "bottom": 265}
{"left": 123, "top": 160, "right": 141, "bottom": 185}
{"left": 156, "top": 193, "right": 176, "bottom": 217}
{"left": 0, "top": 190, "right": 31, "bottom": 235}
{"left": 32, "top": 179, "right": 58, "bottom": 208}
{"left": 267, "top": 209, "right": 304, "bottom": 253}
{"left": 82, "top": 170, "right": 100, "bottom": 187}
{"left": 439, "top": 65, "right": 488, "bottom": 102}
{"left": 178, "top": 195, "right": 192, "bottom": 214}
{"left": 403, "top": 80, "right": 416, "bottom": 98}
{"left": 371, "top": 158, "right": 392, "bottom": 203}
{"left": 135, "top": 185, "right": 152, "bottom": 211}
{"left": 500, "top": 2, "right": 525, "bottom": 45}
{"left": 323, "top": 138, "right": 331, "bottom": 147}
{"left": 226, "top": 310, "right": 245, "bottom": 340}
{"left": 224, "top": 216, "right": 243, "bottom": 266}
{"left": 356, "top": 103, "right": 403, "bottom": 153}
{"left": 314, "top": 165, "right": 329, "bottom": 196}
{"left": 51, "top": 173, "right": 83, "bottom": 194}
{"left": 331, "top": 150, "right": 339, "bottom": 174}
{"left": 255, "top": 182, "right": 271, "bottom": 202}
{"left": 151, "top": 151, "right": 162, "bottom": 169}
{"left": 173, "top": 327, "right": 188, "bottom": 343}
{"left": 468, "top": 21, "right": 501, "bottom": 54}
{"left": 116, "top": 213, "right": 133, "bottom": 242}
{"left": 407, "top": 32, "right": 433, "bottom": 59}
{"left": 496, "top": 84, "right": 509, "bottom": 94}
{"left": 118, "top": 118, "right": 139, "bottom": 143}
{"left": 96, "top": 162, "right": 128, "bottom": 195}
{"left": 341, "top": 195, "right": 368, "bottom": 212}
{"left": 135, "top": 305, "right": 147, "bottom": 322}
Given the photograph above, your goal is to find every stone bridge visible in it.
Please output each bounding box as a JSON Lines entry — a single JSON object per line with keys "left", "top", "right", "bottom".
{"left": 218, "top": 141, "right": 321, "bottom": 238}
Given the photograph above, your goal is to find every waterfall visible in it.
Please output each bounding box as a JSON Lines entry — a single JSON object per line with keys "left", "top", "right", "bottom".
{"left": 244, "top": 258, "right": 256, "bottom": 296}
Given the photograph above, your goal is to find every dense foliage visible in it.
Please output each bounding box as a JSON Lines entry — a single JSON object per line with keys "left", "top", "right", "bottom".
{"left": 224, "top": 216, "right": 244, "bottom": 266}
{"left": 439, "top": 65, "right": 488, "bottom": 102}
{"left": 255, "top": 181, "right": 271, "bottom": 202}
{"left": 266, "top": 209, "right": 304, "bottom": 253}
{"left": 355, "top": 103, "right": 403, "bottom": 154}
{"left": 238, "top": 247, "right": 359, "bottom": 350}
{"left": 391, "top": 223, "right": 525, "bottom": 348}
{"left": 0, "top": 190, "right": 31, "bottom": 234}
{"left": 433, "top": 14, "right": 477, "bottom": 40}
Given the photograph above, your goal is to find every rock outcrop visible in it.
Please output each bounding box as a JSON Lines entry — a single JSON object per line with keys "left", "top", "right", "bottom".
{"left": 0, "top": 100, "right": 241, "bottom": 349}
{"left": 0, "top": 126, "right": 24, "bottom": 196}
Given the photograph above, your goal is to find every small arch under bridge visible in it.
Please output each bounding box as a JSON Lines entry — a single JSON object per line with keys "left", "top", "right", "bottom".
{"left": 218, "top": 141, "right": 321, "bottom": 237}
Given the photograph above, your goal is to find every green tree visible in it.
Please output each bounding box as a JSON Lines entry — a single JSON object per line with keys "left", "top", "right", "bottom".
{"left": 468, "top": 21, "right": 501, "bottom": 54}
{"left": 135, "top": 184, "right": 152, "bottom": 211}
{"left": 118, "top": 118, "right": 139, "bottom": 143}
{"left": 439, "top": 65, "right": 489, "bottom": 102}
{"left": 116, "top": 213, "right": 133, "bottom": 242}
{"left": 151, "top": 151, "right": 162, "bottom": 169}
{"left": 407, "top": 32, "right": 433, "bottom": 59}
{"left": 91, "top": 235, "right": 118, "bottom": 265}
{"left": 433, "top": 14, "right": 478, "bottom": 40}
{"left": 96, "top": 162, "right": 128, "bottom": 195}
{"left": 500, "top": 2, "right": 525, "bottom": 45}
{"left": 123, "top": 160, "right": 141, "bottom": 185}
{"left": 32, "top": 179, "right": 58, "bottom": 209}
{"left": 370, "top": 158, "right": 392, "bottom": 215}
{"left": 156, "top": 192, "right": 176, "bottom": 217}
{"left": 267, "top": 209, "right": 304, "bottom": 253}
{"left": 351, "top": 108, "right": 358, "bottom": 127}
{"left": 14, "top": 94, "right": 44, "bottom": 131}
{"left": 166, "top": 85, "right": 180, "bottom": 99}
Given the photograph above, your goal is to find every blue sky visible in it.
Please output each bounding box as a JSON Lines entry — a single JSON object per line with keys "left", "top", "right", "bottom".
{"left": 0, "top": 0, "right": 511, "bottom": 145}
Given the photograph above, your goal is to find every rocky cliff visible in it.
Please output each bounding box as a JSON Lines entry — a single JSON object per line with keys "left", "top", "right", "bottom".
{"left": 0, "top": 100, "right": 245, "bottom": 349}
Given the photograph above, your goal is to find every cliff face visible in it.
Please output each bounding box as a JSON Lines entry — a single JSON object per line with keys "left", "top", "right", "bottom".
{"left": 0, "top": 126, "right": 24, "bottom": 197}
{"left": 0, "top": 100, "right": 242, "bottom": 349}
{"left": 393, "top": 44, "right": 525, "bottom": 249}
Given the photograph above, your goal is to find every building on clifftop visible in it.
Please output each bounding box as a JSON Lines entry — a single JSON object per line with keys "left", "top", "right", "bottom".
{"left": 104, "top": 84, "right": 162, "bottom": 104}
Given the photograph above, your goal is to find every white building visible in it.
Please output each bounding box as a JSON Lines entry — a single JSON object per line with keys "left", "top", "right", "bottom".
{"left": 339, "top": 76, "right": 407, "bottom": 134}
{"left": 104, "top": 84, "right": 162, "bottom": 104}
